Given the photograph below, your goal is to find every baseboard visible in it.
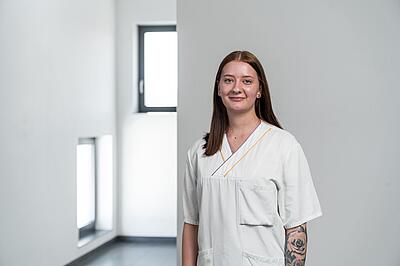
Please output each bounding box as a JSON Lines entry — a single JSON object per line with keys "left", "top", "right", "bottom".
{"left": 117, "top": 235, "right": 176, "bottom": 244}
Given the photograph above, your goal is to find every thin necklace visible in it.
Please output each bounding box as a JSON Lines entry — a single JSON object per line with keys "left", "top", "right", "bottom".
{"left": 226, "top": 119, "right": 261, "bottom": 140}
{"left": 211, "top": 119, "right": 262, "bottom": 176}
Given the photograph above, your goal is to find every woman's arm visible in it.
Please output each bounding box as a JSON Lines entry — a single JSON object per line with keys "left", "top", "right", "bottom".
{"left": 182, "top": 222, "right": 199, "bottom": 266}
{"left": 284, "top": 222, "right": 308, "bottom": 266}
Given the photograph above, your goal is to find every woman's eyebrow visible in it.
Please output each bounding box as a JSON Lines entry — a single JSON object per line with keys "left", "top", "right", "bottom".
{"left": 222, "top": 74, "right": 255, "bottom": 78}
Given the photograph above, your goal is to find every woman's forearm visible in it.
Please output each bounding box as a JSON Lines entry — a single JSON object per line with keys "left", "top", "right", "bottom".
{"left": 182, "top": 223, "right": 199, "bottom": 266}
{"left": 284, "top": 223, "right": 308, "bottom": 266}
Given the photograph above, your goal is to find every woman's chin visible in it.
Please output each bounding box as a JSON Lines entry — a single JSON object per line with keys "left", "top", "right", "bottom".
{"left": 226, "top": 106, "right": 251, "bottom": 114}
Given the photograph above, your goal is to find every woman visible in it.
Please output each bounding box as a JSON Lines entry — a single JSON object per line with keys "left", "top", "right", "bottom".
{"left": 182, "top": 50, "right": 322, "bottom": 266}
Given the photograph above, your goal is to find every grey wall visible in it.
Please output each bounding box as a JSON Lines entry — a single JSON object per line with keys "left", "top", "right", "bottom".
{"left": 177, "top": 0, "right": 400, "bottom": 265}
{"left": 0, "top": 1, "right": 117, "bottom": 265}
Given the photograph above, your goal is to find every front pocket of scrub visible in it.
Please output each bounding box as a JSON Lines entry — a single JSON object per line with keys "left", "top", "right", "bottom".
{"left": 243, "top": 251, "right": 284, "bottom": 266}
{"left": 197, "top": 248, "right": 213, "bottom": 266}
{"left": 237, "top": 181, "right": 277, "bottom": 226}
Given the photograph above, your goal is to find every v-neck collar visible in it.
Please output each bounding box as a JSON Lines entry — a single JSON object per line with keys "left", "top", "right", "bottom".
{"left": 213, "top": 120, "right": 272, "bottom": 177}
{"left": 222, "top": 120, "right": 267, "bottom": 158}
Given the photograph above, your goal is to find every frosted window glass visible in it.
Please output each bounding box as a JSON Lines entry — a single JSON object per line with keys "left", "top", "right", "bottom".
{"left": 76, "top": 144, "right": 95, "bottom": 229}
{"left": 144, "top": 31, "right": 177, "bottom": 107}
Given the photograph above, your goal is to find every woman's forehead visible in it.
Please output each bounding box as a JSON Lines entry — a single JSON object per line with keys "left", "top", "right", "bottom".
{"left": 221, "top": 61, "right": 257, "bottom": 77}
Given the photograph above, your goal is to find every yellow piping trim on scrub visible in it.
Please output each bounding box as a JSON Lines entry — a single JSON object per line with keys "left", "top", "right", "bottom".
{"left": 223, "top": 127, "right": 272, "bottom": 177}
{"left": 219, "top": 149, "right": 225, "bottom": 161}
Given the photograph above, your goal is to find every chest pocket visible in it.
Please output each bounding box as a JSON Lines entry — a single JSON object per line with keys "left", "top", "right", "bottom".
{"left": 237, "top": 180, "right": 278, "bottom": 226}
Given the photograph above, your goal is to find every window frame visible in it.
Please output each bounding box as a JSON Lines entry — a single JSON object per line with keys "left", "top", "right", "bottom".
{"left": 138, "top": 25, "right": 177, "bottom": 113}
{"left": 77, "top": 137, "right": 97, "bottom": 239}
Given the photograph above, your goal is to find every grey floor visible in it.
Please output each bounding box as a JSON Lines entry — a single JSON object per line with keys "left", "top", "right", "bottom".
{"left": 68, "top": 238, "right": 176, "bottom": 266}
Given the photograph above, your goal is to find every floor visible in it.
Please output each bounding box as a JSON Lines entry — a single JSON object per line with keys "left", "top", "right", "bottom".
{"left": 68, "top": 238, "right": 176, "bottom": 266}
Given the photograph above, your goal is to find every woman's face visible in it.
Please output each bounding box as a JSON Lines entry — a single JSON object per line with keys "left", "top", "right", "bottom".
{"left": 218, "top": 60, "right": 261, "bottom": 114}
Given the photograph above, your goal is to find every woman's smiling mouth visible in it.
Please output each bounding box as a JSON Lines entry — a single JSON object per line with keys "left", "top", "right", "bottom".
{"left": 229, "top": 97, "right": 245, "bottom": 102}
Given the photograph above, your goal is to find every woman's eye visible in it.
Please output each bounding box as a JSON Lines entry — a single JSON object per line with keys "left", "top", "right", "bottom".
{"left": 243, "top": 79, "right": 252, "bottom": 85}
{"left": 224, "top": 78, "right": 233, "bottom": 83}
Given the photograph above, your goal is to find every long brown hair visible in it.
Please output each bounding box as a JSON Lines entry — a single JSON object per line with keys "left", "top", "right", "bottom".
{"left": 202, "top": 50, "right": 283, "bottom": 156}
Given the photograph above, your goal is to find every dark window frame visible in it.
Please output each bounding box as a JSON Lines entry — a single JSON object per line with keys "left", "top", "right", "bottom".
{"left": 138, "top": 25, "right": 177, "bottom": 113}
{"left": 79, "top": 221, "right": 96, "bottom": 239}
{"left": 77, "top": 137, "right": 97, "bottom": 239}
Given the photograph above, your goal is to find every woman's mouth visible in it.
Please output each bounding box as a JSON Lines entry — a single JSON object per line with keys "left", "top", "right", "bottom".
{"left": 229, "top": 97, "right": 245, "bottom": 102}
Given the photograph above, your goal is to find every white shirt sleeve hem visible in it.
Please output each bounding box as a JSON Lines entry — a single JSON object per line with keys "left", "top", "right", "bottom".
{"left": 283, "top": 211, "right": 323, "bottom": 229}
{"left": 184, "top": 218, "right": 199, "bottom": 225}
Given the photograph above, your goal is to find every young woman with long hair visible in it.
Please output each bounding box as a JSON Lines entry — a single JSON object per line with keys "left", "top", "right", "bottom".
{"left": 182, "top": 50, "right": 322, "bottom": 266}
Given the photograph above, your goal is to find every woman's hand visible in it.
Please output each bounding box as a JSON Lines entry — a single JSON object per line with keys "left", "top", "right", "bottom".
{"left": 284, "top": 222, "right": 308, "bottom": 266}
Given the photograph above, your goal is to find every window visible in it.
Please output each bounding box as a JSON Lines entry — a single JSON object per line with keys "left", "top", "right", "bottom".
{"left": 76, "top": 135, "right": 114, "bottom": 247}
{"left": 138, "top": 25, "right": 177, "bottom": 112}
{"left": 76, "top": 138, "right": 96, "bottom": 239}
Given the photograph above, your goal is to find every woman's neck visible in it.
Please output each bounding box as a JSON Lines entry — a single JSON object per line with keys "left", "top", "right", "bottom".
{"left": 226, "top": 111, "right": 260, "bottom": 134}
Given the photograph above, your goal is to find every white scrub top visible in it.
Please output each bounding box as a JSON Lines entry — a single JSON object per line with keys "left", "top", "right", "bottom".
{"left": 183, "top": 120, "right": 322, "bottom": 266}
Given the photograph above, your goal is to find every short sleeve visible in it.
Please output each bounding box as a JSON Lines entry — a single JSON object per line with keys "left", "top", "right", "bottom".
{"left": 182, "top": 149, "right": 199, "bottom": 225}
{"left": 278, "top": 138, "right": 322, "bottom": 229}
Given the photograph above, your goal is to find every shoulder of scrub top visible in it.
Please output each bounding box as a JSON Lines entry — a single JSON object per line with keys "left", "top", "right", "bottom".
{"left": 186, "top": 136, "right": 206, "bottom": 161}
{"left": 266, "top": 123, "right": 302, "bottom": 160}
{"left": 185, "top": 124, "right": 304, "bottom": 162}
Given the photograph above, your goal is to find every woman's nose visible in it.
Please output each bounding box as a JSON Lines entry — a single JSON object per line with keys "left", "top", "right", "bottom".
{"left": 232, "top": 86, "right": 242, "bottom": 94}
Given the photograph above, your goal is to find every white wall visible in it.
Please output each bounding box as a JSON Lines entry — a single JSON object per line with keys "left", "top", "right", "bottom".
{"left": 0, "top": 1, "right": 117, "bottom": 265}
{"left": 177, "top": 0, "right": 400, "bottom": 265}
{"left": 115, "top": 0, "right": 177, "bottom": 237}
